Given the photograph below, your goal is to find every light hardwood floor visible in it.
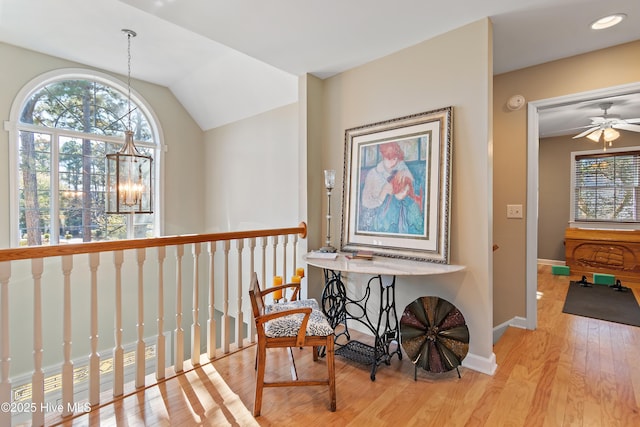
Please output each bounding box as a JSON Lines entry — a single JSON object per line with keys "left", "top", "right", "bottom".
{"left": 52, "top": 265, "right": 640, "bottom": 426}
{"left": 215, "top": 265, "right": 640, "bottom": 426}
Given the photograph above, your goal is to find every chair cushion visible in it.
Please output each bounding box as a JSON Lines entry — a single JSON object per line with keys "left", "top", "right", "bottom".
{"left": 265, "top": 298, "right": 320, "bottom": 313}
{"left": 264, "top": 299, "right": 334, "bottom": 338}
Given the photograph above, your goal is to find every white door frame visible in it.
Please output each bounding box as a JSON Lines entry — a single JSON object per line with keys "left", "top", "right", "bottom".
{"left": 525, "top": 82, "right": 640, "bottom": 330}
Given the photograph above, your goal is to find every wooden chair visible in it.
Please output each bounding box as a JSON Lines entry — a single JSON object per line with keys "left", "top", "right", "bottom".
{"left": 248, "top": 272, "right": 336, "bottom": 416}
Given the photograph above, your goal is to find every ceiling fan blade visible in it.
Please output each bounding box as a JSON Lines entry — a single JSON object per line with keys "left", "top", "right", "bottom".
{"left": 614, "top": 123, "right": 640, "bottom": 132}
{"left": 622, "top": 118, "right": 640, "bottom": 124}
{"left": 573, "top": 127, "right": 598, "bottom": 139}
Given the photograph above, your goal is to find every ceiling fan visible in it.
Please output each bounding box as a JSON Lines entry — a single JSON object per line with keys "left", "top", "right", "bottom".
{"left": 572, "top": 102, "right": 640, "bottom": 147}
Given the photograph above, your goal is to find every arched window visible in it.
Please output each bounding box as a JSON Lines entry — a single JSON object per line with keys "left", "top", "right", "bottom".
{"left": 9, "top": 69, "right": 161, "bottom": 246}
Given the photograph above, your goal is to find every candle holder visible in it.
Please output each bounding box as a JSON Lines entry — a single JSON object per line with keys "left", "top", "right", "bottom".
{"left": 320, "top": 169, "right": 337, "bottom": 253}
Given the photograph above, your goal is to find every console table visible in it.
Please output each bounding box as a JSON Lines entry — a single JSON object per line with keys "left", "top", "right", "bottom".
{"left": 303, "top": 252, "right": 465, "bottom": 380}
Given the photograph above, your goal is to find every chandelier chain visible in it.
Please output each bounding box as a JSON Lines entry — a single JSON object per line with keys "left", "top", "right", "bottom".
{"left": 122, "top": 29, "right": 137, "bottom": 133}
{"left": 127, "top": 31, "right": 132, "bottom": 132}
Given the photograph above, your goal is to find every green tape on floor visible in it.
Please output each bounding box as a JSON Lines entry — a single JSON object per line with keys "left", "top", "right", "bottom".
{"left": 593, "top": 273, "right": 615, "bottom": 285}
{"left": 551, "top": 265, "right": 570, "bottom": 276}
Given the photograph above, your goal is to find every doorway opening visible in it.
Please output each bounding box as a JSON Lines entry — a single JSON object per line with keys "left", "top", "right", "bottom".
{"left": 526, "top": 82, "right": 640, "bottom": 330}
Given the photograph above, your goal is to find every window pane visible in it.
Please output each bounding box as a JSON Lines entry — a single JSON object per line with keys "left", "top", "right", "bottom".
{"left": 574, "top": 152, "right": 640, "bottom": 223}
{"left": 134, "top": 214, "right": 154, "bottom": 239}
{"left": 18, "top": 131, "right": 51, "bottom": 245}
{"left": 58, "top": 136, "right": 140, "bottom": 243}
{"left": 20, "top": 80, "right": 153, "bottom": 142}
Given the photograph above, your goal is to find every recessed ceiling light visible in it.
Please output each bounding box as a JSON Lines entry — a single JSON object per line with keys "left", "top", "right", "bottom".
{"left": 590, "top": 13, "right": 627, "bottom": 30}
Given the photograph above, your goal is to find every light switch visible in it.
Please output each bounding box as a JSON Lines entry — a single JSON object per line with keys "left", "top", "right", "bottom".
{"left": 507, "top": 204, "right": 523, "bottom": 219}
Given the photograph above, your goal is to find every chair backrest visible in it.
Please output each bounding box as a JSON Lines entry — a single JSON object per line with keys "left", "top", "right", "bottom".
{"left": 249, "top": 272, "right": 265, "bottom": 320}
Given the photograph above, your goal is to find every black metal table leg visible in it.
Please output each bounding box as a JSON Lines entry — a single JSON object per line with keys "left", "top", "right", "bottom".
{"left": 321, "top": 269, "right": 350, "bottom": 341}
{"left": 320, "top": 270, "right": 401, "bottom": 381}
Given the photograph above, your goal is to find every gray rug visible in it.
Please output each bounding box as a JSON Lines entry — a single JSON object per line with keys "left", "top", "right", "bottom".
{"left": 563, "top": 281, "right": 640, "bottom": 327}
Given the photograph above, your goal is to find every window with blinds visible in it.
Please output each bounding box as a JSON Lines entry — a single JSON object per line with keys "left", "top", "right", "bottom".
{"left": 573, "top": 151, "right": 640, "bottom": 222}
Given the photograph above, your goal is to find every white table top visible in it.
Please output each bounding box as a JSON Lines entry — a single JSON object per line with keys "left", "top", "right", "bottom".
{"left": 303, "top": 252, "right": 465, "bottom": 276}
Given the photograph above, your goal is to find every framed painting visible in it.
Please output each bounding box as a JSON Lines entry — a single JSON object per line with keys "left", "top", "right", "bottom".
{"left": 340, "top": 107, "right": 453, "bottom": 263}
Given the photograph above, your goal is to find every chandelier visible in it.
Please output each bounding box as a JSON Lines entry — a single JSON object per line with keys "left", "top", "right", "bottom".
{"left": 106, "top": 29, "right": 153, "bottom": 214}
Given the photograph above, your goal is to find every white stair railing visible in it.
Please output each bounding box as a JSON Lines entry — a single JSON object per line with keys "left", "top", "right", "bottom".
{"left": 0, "top": 222, "right": 307, "bottom": 426}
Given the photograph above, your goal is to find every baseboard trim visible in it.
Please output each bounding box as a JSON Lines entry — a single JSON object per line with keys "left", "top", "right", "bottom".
{"left": 462, "top": 352, "right": 497, "bottom": 376}
{"left": 493, "top": 316, "right": 528, "bottom": 344}
{"left": 509, "top": 316, "right": 528, "bottom": 329}
{"left": 537, "top": 258, "right": 565, "bottom": 266}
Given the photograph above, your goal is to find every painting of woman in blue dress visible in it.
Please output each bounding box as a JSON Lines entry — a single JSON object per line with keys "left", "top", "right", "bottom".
{"left": 358, "top": 139, "right": 427, "bottom": 236}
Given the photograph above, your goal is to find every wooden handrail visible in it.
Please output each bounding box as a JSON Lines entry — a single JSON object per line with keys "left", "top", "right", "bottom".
{"left": 0, "top": 221, "right": 307, "bottom": 262}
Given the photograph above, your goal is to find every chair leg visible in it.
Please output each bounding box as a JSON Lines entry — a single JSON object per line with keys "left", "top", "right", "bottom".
{"left": 326, "top": 336, "right": 336, "bottom": 412}
{"left": 254, "top": 343, "right": 267, "bottom": 417}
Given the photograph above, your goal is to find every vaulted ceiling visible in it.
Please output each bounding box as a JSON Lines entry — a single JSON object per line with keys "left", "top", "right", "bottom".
{"left": 1, "top": 0, "right": 639, "bottom": 132}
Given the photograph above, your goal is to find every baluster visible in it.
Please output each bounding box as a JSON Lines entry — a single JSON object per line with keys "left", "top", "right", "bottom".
{"left": 61, "top": 255, "right": 74, "bottom": 417}
{"left": 248, "top": 238, "right": 257, "bottom": 342}
{"left": 282, "top": 235, "right": 289, "bottom": 299}
{"left": 31, "top": 258, "right": 44, "bottom": 426}
{"left": 135, "top": 248, "right": 146, "bottom": 388}
{"left": 260, "top": 237, "right": 267, "bottom": 296}
{"left": 0, "top": 262, "right": 10, "bottom": 427}
{"left": 174, "top": 245, "right": 185, "bottom": 372}
{"left": 292, "top": 233, "right": 299, "bottom": 273}
{"left": 156, "top": 247, "right": 166, "bottom": 380}
{"left": 191, "top": 243, "right": 201, "bottom": 366}
{"left": 113, "top": 251, "right": 124, "bottom": 397}
{"left": 207, "top": 241, "right": 217, "bottom": 359}
{"left": 222, "top": 241, "right": 231, "bottom": 353}
{"left": 88, "top": 252, "right": 100, "bottom": 406}
{"left": 235, "top": 239, "right": 244, "bottom": 348}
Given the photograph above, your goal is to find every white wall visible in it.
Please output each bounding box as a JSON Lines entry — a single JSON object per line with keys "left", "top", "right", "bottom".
{"left": 310, "top": 19, "right": 496, "bottom": 374}
{"left": 203, "top": 103, "right": 301, "bottom": 232}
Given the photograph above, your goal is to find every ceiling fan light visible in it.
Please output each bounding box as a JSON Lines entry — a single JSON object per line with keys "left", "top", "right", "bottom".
{"left": 603, "top": 127, "right": 620, "bottom": 141}
{"left": 586, "top": 129, "right": 602, "bottom": 142}
{"left": 590, "top": 13, "right": 626, "bottom": 30}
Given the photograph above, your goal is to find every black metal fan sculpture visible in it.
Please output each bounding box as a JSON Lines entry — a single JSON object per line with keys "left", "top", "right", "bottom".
{"left": 400, "top": 296, "right": 469, "bottom": 379}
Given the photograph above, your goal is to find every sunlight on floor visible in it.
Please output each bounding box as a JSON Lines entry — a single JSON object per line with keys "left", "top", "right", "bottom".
{"left": 537, "top": 291, "right": 544, "bottom": 300}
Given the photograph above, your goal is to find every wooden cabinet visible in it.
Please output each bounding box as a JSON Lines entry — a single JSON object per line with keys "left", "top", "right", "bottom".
{"left": 565, "top": 228, "right": 640, "bottom": 282}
